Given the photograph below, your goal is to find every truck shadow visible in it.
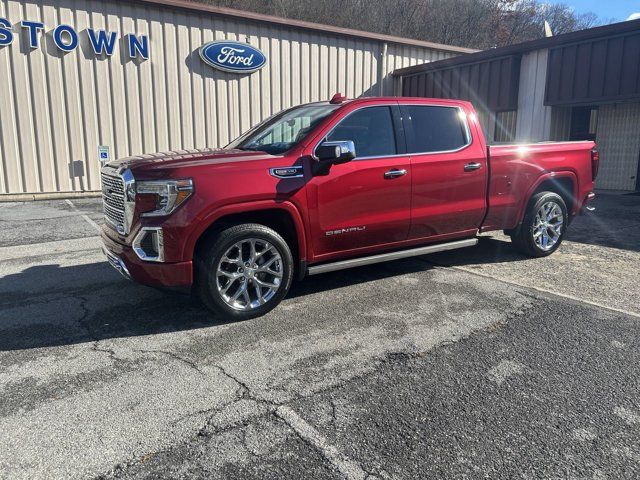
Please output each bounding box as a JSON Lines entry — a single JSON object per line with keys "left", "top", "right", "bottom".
{"left": 0, "top": 255, "right": 451, "bottom": 352}
{"left": 1, "top": 198, "right": 637, "bottom": 352}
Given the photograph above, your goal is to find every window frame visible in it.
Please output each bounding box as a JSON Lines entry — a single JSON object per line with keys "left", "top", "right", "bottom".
{"left": 400, "top": 104, "right": 473, "bottom": 155}
{"left": 313, "top": 104, "right": 407, "bottom": 161}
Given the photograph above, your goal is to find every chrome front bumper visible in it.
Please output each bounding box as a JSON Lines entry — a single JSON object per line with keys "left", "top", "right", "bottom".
{"left": 103, "top": 247, "right": 132, "bottom": 281}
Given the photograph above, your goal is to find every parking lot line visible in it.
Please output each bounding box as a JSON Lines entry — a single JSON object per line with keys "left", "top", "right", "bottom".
{"left": 64, "top": 199, "right": 101, "bottom": 233}
{"left": 275, "top": 405, "right": 370, "bottom": 480}
{"left": 439, "top": 264, "right": 640, "bottom": 319}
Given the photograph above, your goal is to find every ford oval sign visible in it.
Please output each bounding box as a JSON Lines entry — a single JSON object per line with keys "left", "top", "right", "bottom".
{"left": 199, "top": 41, "right": 266, "bottom": 74}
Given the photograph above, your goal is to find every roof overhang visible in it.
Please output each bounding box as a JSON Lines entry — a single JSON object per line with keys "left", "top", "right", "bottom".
{"left": 393, "top": 18, "right": 640, "bottom": 77}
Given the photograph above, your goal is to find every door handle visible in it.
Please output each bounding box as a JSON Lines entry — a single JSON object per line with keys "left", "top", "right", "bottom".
{"left": 384, "top": 169, "right": 407, "bottom": 179}
{"left": 464, "top": 162, "right": 482, "bottom": 172}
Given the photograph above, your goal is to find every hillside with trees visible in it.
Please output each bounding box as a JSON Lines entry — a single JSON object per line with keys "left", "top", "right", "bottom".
{"left": 193, "top": 0, "right": 603, "bottom": 49}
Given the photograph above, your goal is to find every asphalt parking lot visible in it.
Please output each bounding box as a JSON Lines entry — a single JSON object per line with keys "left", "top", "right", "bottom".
{"left": 0, "top": 193, "right": 639, "bottom": 479}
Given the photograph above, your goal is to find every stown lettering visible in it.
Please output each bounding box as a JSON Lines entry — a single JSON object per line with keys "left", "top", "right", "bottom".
{"left": 0, "top": 18, "right": 149, "bottom": 60}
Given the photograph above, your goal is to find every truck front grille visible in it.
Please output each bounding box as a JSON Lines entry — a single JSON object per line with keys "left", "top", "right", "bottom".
{"left": 101, "top": 168, "right": 126, "bottom": 231}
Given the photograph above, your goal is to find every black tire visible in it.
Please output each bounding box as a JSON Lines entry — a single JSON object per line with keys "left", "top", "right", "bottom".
{"left": 196, "top": 223, "right": 294, "bottom": 321}
{"left": 510, "top": 191, "right": 568, "bottom": 257}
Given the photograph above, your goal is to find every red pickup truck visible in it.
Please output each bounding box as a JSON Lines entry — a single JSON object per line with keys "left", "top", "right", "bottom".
{"left": 101, "top": 95, "right": 598, "bottom": 319}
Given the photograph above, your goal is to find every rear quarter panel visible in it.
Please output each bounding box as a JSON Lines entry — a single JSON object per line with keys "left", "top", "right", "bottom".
{"left": 483, "top": 141, "right": 595, "bottom": 231}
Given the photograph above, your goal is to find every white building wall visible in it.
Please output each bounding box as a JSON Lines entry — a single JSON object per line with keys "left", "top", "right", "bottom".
{"left": 595, "top": 103, "right": 640, "bottom": 191}
{"left": 0, "top": 0, "right": 458, "bottom": 196}
{"left": 515, "top": 49, "right": 552, "bottom": 142}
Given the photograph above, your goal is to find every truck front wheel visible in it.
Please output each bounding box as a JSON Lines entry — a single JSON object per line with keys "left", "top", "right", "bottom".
{"left": 196, "top": 224, "right": 294, "bottom": 320}
{"left": 510, "top": 191, "right": 568, "bottom": 257}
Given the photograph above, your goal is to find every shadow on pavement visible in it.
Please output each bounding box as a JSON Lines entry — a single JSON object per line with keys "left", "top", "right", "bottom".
{"left": 0, "top": 256, "right": 439, "bottom": 352}
{"left": 564, "top": 193, "right": 640, "bottom": 252}
{"left": 1, "top": 193, "right": 636, "bottom": 352}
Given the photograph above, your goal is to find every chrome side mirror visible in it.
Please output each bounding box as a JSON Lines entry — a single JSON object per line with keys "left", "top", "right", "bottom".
{"left": 315, "top": 140, "right": 356, "bottom": 164}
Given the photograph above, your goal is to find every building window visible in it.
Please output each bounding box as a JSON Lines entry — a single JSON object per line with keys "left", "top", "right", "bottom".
{"left": 570, "top": 106, "right": 598, "bottom": 141}
{"left": 494, "top": 110, "right": 517, "bottom": 143}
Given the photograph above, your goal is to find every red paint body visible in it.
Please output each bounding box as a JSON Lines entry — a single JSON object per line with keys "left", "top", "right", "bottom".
{"left": 101, "top": 97, "right": 596, "bottom": 287}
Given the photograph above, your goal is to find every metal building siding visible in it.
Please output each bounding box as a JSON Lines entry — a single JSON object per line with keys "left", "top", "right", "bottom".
{"left": 0, "top": 0, "right": 456, "bottom": 195}
{"left": 545, "top": 29, "right": 640, "bottom": 106}
{"left": 515, "top": 49, "right": 552, "bottom": 142}
{"left": 385, "top": 43, "right": 452, "bottom": 96}
{"left": 549, "top": 106, "right": 572, "bottom": 141}
{"left": 399, "top": 55, "right": 521, "bottom": 112}
{"left": 595, "top": 103, "right": 640, "bottom": 191}
{"left": 475, "top": 109, "right": 495, "bottom": 143}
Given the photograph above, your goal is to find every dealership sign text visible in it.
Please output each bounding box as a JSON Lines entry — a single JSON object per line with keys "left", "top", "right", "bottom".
{"left": 0, "top": 18, "right": 149, "bottom": 59}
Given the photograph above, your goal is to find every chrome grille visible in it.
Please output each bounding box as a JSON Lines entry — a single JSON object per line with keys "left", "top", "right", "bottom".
{"left": 101, "top": 169, "right": 125, "bottom": 229}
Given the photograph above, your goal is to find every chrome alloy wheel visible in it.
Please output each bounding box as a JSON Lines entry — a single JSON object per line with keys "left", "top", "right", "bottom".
{"left": 533, "top": 201, "right": 564, "bottom": 251}
{"left": 215, "top": 238, "right": 283, "bottom": 311}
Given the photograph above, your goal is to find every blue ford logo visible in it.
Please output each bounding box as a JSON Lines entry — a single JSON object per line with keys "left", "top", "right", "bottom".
{"left": 199, "top": 41, "right": 266, "bottom": 74}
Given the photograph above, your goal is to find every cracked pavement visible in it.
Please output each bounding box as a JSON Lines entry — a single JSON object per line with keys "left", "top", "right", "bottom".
{"left": 0, "top": 193, "right": 639, "bottom": 479}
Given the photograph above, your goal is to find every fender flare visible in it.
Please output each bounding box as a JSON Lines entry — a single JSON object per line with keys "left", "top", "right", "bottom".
{"left": 183, "top": 200, "right": 307, "bottom": 262}
{"left": 516, "top": 171, "right": 579, "bottom": 224}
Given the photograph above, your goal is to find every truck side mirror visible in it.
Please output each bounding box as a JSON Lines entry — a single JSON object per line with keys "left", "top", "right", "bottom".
{"left": 316, "top": 141, "right": 356, "bottom": 165}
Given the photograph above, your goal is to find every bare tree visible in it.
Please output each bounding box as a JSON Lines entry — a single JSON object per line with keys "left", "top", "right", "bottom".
{"left": 194, "top": 0, "right": 606, "bottom": 49}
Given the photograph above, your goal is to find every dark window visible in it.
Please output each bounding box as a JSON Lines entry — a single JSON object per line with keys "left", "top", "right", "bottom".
{"left": 326, "top": 106, "right": 397, "bottom": 158}
{"left": 570, "top": 106, "right": 598, "bottom": 141}
{"left": 405, "top": 106, "right": 469, "bottom": 153}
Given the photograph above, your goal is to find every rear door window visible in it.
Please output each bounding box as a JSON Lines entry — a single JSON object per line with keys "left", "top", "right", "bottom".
{"left": 404, "top": 105, "right": 470, "bottom": 153}
{"left": 326, "top": 106, "right": 397, "bottom": 158}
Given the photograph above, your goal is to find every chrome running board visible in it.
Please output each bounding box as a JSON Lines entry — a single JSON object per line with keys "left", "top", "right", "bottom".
{"left": 307, "top": 238, "right": 478, "bottom": 276}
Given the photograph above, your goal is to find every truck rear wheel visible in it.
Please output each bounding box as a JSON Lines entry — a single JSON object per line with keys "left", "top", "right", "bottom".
{"left": 510, "top": 191, "right": 567, "bottom": 257}
{"left": 196, "top": 223, "right": 294, "bottom": 320}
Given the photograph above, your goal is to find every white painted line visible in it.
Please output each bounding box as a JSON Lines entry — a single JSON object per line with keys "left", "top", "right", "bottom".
{"left": 445, "top": 265, "right": 640, "bottom": 319}
{"left": 65, "top": 199, "right": 101, "bottom": 233}
{"left": 275, "top": 405, "right": 370, "bottom": 480}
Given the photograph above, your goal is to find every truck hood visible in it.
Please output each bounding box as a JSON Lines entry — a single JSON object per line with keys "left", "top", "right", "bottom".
{"left": 105, "top": 148, "right": 278, "bottom": 173}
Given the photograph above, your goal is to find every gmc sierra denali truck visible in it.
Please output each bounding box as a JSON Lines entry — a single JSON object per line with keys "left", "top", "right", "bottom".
{"left": 101, "top": 94, "right": 599, "bottom": 320}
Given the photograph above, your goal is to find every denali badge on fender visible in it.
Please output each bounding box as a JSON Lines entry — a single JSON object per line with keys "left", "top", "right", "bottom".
{"left": 325, "top": 226, "right": 366, "bottom": 236}
{"left": 269, "top": 166, "right": 303, "bottom": 178}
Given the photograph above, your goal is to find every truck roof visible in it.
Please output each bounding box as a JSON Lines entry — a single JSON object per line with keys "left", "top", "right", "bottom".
{"left": 315, "top": 95, "right": 473, "bottom": 108}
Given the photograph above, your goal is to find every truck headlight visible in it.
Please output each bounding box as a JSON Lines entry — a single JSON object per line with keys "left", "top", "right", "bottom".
{"left": 137, "top": 178, "right": 194, "bottom": 217}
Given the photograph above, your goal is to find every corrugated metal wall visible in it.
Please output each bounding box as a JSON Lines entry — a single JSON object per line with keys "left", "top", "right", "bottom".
{"left": 595, "top": 102, "right": 640, "bottom": 191}
{"left": 549, "top": 106, "right": 572, "bottom": 141}
{"left": 515, "top": 49, "right": 552, "bottom": 142}
{"left": 494, "top": 110, "right": 517, "bottom": 143}
{"left": 0, "top": 0, "right": 456, "bottom": 196}
{"left": 545, "top": 28, "right": 640, "bottom": 106}
{"left": 475, "top": 109, "right": 495, "bottom": 143}
{"left": 400, "top": 55, "right": 521, "bottom": 112}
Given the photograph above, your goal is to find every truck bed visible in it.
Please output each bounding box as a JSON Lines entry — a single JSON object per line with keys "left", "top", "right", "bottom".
{"left": 482, "top": 141, "right": 596, "bottom": 232}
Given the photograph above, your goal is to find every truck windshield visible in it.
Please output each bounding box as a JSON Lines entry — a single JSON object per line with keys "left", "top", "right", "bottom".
{"left": 227, "top": 104, "right": 340, "bottom": 155}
